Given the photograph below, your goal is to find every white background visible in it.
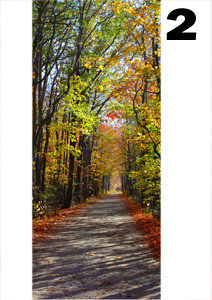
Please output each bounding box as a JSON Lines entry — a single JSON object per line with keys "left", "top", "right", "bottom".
{"left": 0, "top": 0, "right": 211, "bottom": 299}
{"left": 161, "top": 1, "right": 211, "bottom": 299}
{"left": 0, "top": 1, "right": 32, "bottom": 299}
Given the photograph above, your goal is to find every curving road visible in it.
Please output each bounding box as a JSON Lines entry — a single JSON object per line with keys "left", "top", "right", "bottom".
{"left": 33, "top": 194, "right": 160, "bottom": 299}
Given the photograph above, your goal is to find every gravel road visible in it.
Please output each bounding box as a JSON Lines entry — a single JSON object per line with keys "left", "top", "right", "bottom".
{"left": 33, "top": 194, "right": 160, "bottom": 299}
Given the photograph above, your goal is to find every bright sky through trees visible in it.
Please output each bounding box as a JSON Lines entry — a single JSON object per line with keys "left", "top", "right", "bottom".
{"left": 33, "top": 0, "right": 160, "bottom": 217}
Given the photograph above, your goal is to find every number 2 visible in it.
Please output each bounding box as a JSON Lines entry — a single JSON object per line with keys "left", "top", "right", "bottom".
{"left": 167, "top": 8, "right": 196, "bottom": 40}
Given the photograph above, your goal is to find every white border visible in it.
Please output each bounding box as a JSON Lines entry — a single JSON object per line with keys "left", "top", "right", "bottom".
{"left": 0, "top": 1, "right": 32, "bottom": 299}
{"left": 161, "top": 1, "right": 212, "bottom": 299}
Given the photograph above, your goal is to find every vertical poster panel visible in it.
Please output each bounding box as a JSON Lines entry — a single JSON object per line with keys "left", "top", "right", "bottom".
{"left": 161, "top": 1, "right": 212, "bottom": 299}
{"left": 32, "top": 1, "right": 161, "bottom": 299}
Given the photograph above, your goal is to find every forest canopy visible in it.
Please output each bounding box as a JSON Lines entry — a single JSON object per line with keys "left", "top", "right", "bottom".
{"left": 33, "top": 0, "right": 160, "bottom": 217}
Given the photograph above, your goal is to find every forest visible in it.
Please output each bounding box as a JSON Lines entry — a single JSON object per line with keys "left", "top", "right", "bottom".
{"left": 33, "top": 0, "right": 160, "bottom": 218}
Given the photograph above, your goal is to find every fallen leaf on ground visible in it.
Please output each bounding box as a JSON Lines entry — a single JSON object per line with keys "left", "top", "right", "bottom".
{"left": 141, "top": 271, "right": 149, "bottom": 275}
{"left": 102, "top": 280, "right": 111, "bottom": 285}
{"left": 33, "top": 199, "right": 99, "bottom": 245}
{"left": 122, "top": 196, "right": 160, "bottom": 260}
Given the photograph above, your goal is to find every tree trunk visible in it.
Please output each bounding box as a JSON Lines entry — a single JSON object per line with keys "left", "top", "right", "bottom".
{"left": 62, "top": 138, "right": 76, "bottom": 209}
{"left": 74, "top": 135, "right": 84, "bottom": 203}
{"left": 82, "top": 136, "right": 92, "bottom": 200}
{"left": 41, "top": 120, "right": 51, "bottom": 191}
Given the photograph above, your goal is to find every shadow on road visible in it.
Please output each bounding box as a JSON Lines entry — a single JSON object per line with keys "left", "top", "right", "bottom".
{"left": 33, "top": 194, "right": 160, "bottom": 299}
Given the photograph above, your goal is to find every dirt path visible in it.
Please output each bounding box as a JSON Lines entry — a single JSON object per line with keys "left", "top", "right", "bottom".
{"left": 33, "top": 194, "right": 160, "bottom": 299}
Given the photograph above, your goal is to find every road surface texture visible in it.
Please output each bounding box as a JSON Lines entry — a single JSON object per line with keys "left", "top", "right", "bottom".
{"left": 33, "top": 194, "right": 160, "bottom": 299}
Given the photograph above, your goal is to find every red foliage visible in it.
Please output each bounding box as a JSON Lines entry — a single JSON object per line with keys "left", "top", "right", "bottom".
{"left": 106, "top": 111, "right": 121, "bottom": 120}
{"left": 121, "top": 195, "right": 160, "bottom": 261}
{"left": 33, "top": 199, "right": 98, "bottom": 245}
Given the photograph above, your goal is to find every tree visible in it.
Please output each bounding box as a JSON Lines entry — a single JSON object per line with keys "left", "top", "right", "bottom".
{"left": 33, "top": 0, "right": 161, "bottom": 217}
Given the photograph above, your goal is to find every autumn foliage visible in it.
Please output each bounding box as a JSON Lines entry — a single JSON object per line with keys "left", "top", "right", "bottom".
{"left": 33, "top": 198, "right": 98, "bottom": 244}
{"left": 122, "top": 195, "right": 160, "bottom": 260}
{"left": 33, "top": 0, "right": 161, "bottom": 258}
